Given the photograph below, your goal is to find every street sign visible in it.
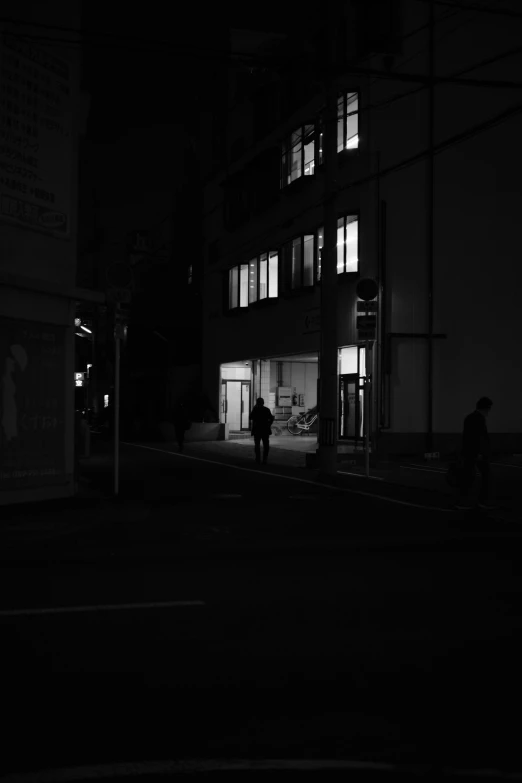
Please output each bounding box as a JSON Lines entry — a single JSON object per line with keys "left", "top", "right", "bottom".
{"left": 357, "top": 315, "right": 377, "bottom": 329}
{"left": 74, "top": 371, "right": 84, "bottom": 387}
{"left": 358, "top": 329, "right": 376, "bottom": 341}
{"left": 357, "top": 300, "right": 378, "bottom": 312}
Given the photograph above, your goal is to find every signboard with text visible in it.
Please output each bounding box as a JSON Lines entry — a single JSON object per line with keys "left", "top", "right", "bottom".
{"left": 0, "top": 33, "right": 73, "bottom": 237}
{"left": 0, "top": 317, "right": 66, "bottom": 490}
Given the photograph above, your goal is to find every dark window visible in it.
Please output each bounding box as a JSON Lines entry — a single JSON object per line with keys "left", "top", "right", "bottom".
{"left": 282, "top": 234, "right": 315, "bottom": 290}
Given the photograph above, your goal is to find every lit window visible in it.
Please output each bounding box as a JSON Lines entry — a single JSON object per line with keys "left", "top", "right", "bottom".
{"left": 228, "top": 251, "right": 279, "bottom": 310}
{"left": 248, "top": 258, "right": 258, "bottom": 304}
{"left": 316, "top": 227, "right": 323, "bottom": 282}
{"left": 240, "top": 264, "right": 249, "bottom": 307}
{"left": 268, "top": 251, "right": 278, "bottom": 298}
{"left": 259, "top": 253, "right": 268, "bottom": 300}
{"left": 337, "top": 215, "right": 358, "bottom": 274}
{"left": 281, "top": 122, "right": 320, "bottom": 188}
{"left": 337, "top": 92, "right": 359, "bottom": 153}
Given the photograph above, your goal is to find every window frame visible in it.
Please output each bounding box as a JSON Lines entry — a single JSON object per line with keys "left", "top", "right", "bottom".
{"left": 336, "top": 214, "right": 359, "bottom": 275}
{"left": 280, "top": 120, "right": 322, "bottom": 189}
{"left": 227, "top": 251, "right": 279, "bottom": 311}
{"left": 337, "top": 91, "right": 359, "bottom": 153}
{"left": 282, "top": 233, "right": 316, "bottom": 292}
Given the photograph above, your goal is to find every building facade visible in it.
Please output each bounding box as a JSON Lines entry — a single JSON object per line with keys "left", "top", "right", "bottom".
{"left": 0, "top": 3, "right": 96, "bottom": 504}
{"left": 201, "top": 0, "right": 522, "bottom": 456}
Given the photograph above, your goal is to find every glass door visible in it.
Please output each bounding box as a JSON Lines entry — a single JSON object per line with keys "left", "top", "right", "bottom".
{"left": 241, "top": 382, "right": 251, "bottom": 430}
{"left": 339, "top": 373, "right": 360, "bottom": 441}
{"left": 220, "top": 383, "right": 226, "bottom": 423}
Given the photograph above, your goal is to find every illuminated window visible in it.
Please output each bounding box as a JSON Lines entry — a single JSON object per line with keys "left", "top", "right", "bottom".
{"left": 281, "top": 122, "right": 321, "bottom": 188}
{"left": 228, "top": 251, "right": 279, "bottom": 310}
{"left": 259, "top": 253, "right": 268, "bottom": 300}
{"left": 316, "top": 227, "right": 323, "bottom": 282}
{"left": 337, "top": 92, "right": 359, "bottom": 152}
{"left": 248, "top": 258, "right": 258, "bottom": 304}
{"left": 268, "top": 251, "right": 278, "bottom": 298}
{"left": 337, "top": 215, "right": 358, "bottom": 274}
{"left": 239, "top": 264, "right": 249, "bottom": 307}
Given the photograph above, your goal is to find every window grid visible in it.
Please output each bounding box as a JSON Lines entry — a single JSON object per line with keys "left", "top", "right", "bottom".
{"left": 228, "top": 252, "right": 279, "bottom": 310}
{"left": 281, "top": 121, "right": 322, "bottom": 188}
{"left": 338, "top": 91, "right": 359, "bottom": 153}
{"left": 336, "top": 215, "right": 359, "bottom": 274}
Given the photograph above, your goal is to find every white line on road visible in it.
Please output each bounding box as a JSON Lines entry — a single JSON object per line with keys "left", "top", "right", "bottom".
{"left": 3, "top": 759, "right": 522, "bottom": 783}
{"left": 400, "top": 464, "right": 447, "bottom": 473}
{"left": 125, "top": 443, "right": 455, "bottom": 513}
{"left": 338, "top": 469, "right": 384, "bottom": 480}
{"left": 0, "top": 600, "right": 205, "bottom": 618}
{"left": 0, "top": 758, "right": 397, "bottom": 782}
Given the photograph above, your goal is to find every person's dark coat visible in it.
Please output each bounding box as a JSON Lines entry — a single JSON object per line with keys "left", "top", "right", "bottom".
{"left": 462, "top": 410, "right": 490, "bottom": 460}
{"left": 250, "top": 404, "right": 274, "bottom": 437}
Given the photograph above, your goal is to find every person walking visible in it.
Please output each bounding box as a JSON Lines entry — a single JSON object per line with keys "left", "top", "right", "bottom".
{"left": 249, "top": 397, "right": 275, "bottom": 465}
{"left": 172, "top": 400, "right": 191, "bottom": 453}
{"left": 455, "top": 396, "right": 494, "bottom": 510}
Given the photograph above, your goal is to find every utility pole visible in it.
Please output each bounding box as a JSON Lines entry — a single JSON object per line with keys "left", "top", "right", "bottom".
{"left": 426, "top": 0, "right": 435, "bottom": 453}
{"left": 114, "top": 303, "right": 122, "bottom": 496}
{"left": 317, "top": 5, "right": 339, "bottom": 482}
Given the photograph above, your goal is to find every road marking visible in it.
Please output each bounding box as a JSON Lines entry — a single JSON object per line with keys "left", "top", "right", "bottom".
{"left": 125, "top": 443, "right": 456, "bottom": 514}
{"left": 0, "top": 758, "right": 397, "bottom": 782}
{"left": 400, "top": 464, "right": 447, "bottom": 473}
{"left": 0, "top": 600, "right": 205, "bottom": 618}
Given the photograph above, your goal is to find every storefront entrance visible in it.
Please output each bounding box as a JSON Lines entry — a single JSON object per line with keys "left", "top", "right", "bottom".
{"left": 339, "top": 373, "right": 364, "bottom": 442}
{"left": 220, "top": 380, "right": 251, "bottom": 431}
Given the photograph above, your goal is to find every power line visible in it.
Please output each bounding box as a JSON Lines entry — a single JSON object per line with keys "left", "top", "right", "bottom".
{"left": 0, "top": 23, "right": 290, "bottom": 66}
{"left": 206, "top": 0, "right": 502, "bottom": 185}
{"left": 211, "top": 95, "right": 522, "bottom": 272}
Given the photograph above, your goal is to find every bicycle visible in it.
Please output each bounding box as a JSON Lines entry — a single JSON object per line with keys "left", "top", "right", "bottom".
{"left": 286, "top": 407, "right": 318, "bottom": 436}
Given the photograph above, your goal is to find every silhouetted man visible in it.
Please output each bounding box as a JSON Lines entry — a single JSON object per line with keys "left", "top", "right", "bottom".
{"left": 249, "top": 397, "right": 274, "bottom": 465}
{"left": 455, "top": 396, "right": 493, "bottom": 510}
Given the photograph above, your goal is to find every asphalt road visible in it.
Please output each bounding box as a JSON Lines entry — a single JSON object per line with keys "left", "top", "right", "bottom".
{"left": 1, "top": 443, "right": 521, "bottom": 778}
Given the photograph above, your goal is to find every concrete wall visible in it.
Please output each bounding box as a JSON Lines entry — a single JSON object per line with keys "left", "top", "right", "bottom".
{"left": 0, "top": 2, "right": 83, "bottom": 502}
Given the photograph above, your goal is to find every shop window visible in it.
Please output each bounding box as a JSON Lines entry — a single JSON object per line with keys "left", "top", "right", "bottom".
{"left": 337, "top": 215, "right": 358, "bottom": 274}
{"left": 337, "top": 92, "right": 359, "bottom": 152}
{"left": 281, "top": 122, "right": 321, "bottom": 188}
